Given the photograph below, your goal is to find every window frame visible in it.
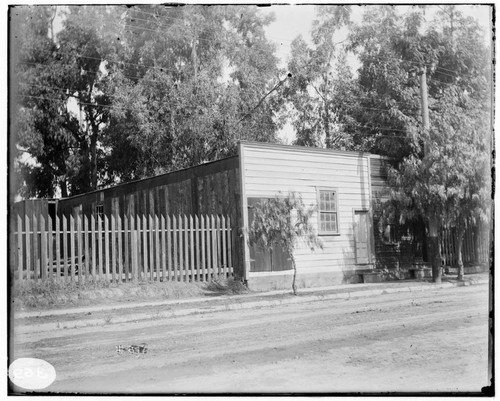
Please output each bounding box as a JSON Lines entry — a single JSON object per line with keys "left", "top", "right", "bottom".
{"left": 316, "top": 187, "right": 340, "bottom": 236}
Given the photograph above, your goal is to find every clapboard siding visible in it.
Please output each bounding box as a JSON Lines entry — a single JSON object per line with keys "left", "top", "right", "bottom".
{"left": 241, "top": 142, "right": 372, "bottom": 275}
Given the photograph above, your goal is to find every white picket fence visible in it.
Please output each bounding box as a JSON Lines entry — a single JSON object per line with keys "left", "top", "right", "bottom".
{"left": 12, "top": 212, "right": 234, "bottom": 283}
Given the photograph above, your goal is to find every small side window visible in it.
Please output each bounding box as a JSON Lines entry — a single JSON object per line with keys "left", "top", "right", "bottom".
{"left": 317, "top": 189, "right": 339, "bottom": 235}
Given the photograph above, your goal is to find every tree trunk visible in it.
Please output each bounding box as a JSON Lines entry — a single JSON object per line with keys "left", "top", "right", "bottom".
{"left": 455, "top": 224, "right": 466, "bottom": 281}
{"left": 324, "top": 102, "right": 331, "bottom": 149}
{"left": 90, "top": 131, "right": 98, "bottom": 190}
{"left": 291, "top": 253, "right": 298, "bottom": 295}
{"left": 60, "top": 177, "right": 68, "bottom": 198}
{"left": 428, "top": 214, "right": 441, "bottom": 283}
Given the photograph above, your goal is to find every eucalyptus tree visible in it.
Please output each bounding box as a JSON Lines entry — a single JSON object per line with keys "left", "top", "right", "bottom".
{"left": 105, "top": 5, "right": 283, "bottom": 181}
{"left": 12, "top": 5, "right": 124, "bottom": 197}
{"left": 285, "top": 5, "right": 358, "bottom": 149}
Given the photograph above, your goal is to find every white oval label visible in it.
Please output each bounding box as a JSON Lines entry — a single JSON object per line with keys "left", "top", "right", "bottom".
{"left": 9, "top": 358, "right": 56, "bottom": 390}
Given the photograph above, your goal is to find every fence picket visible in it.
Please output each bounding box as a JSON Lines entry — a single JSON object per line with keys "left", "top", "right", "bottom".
{"left": 227, "top": 216, "right": 233, "bottom": 275}
{"left": 62, "top": 215, "right": 68, "bottom": 279}
{"left": 149, "top": 214, "right": 154, "bottom": 281}
{"left": 206, "top": 215, "right": 212, "bottom": 280}
{"left": 70, "top": 215, "right": 76, "bottom": 282}
{"left": 172, "top": 215, "right": 178, "bottom": 281}
{"left": 105, "top": 215, "right": 110, "bottom": 281}
{"left": 216, "top": 216, "right": 221, "bottom": 276}
{"left": 48, "top": 215, "right": 53, "bottom": 280}
{"left": 195, "top": 215, "right": 200, "bottom": 282}
{"left": 111, "top": 214, "right": 116, "bottom": 283}
{"left": 179, "top": 215, "right": 185, "bottom": 281}
{"left": 131, "top": 213, "right": 138, "bottom": 281}
{"left": 40, "top": 215, "right": 47, "bottom": 280}
{"left": 13, "top": 212, "right": 236, "bottom": 284}
{"left": 142, "top": 214, "right": 148, "bottom": 280}
{"left": 118, "top": 215, "right": 123, "bottom": 282}
{"left": 91, "top": 215, "right": 96, "bottom": 278}
{"left": 84, "top": 215, "right": 89, "bottom": 281}
{"left": 97, "top": 214, "right": 103, "bottom": 278}
{"left": 211, "top": 215, "right": 217, "bottom": 279}
{"left": 155, "top": 214, "right": 160, "bottom": 282}
{"left": 161, "top": 215, "right": 166, "bottom": 281}
{"left": 124, "top": 214, "right": 129, "bottom": 282}
{"left": 25, "top": 215, "right": 32, "bottom": 281}
{"left": 55, "top": 215, "right": 61, "bottom": 279}
{"left": 188, "top": 215, "right": 193, "bottom": 282}
{"left": 77, "top": 214, "right": 83, "bottom": 283}
{"left": 167, "top": 215, "right": 172, "bottom": 281}
{"left": 33, "top": 214, "right": 40, "bottom": 282}
{"left": 200, "top": 215, "right": 206, "bottom": 281}
{"left": 222, "top": 216, "right": 227, "bottom": 277}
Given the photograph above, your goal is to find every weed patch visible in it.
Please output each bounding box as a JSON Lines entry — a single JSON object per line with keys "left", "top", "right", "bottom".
{"left": 205, "top": 276, "right": 249, "bottom": 295}
{"left": 12, "top": 278, "right": 207, "bottom": 311}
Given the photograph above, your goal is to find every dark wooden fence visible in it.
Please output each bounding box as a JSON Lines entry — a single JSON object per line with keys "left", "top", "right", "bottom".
{"left": 440, "top": 223, "right": 490, "bottom": 267}
{"left": 11, "top": 212, "right": 234, "bottom": 283}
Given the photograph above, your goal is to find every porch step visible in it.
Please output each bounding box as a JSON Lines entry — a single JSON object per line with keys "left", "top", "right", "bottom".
{"left": 358, "top": 269, "right": 385, "bottom": 284}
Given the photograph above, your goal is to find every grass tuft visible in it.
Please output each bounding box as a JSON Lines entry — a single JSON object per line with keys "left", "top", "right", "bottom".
{"left": 205, "top": 276, "right": 249, "bottom": 295}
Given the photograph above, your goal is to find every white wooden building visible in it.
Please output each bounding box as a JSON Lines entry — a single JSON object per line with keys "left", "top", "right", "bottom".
{"left": 238, "top": 141, "right": 379, "bottom": 290}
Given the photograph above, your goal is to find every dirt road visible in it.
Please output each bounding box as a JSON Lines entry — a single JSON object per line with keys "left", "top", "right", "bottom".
{"left": 11, "top": 284, "right": 491, "bottom": 394}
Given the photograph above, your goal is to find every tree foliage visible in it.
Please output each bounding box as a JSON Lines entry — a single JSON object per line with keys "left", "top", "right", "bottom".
{"left": 285, "top": 6, "right": 359, "bottom": 149}
{"left": 11, "top": 5, "right": 284, "bottom": 197}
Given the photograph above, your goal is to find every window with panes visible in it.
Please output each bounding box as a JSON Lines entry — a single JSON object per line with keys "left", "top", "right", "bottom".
{"left": 318, "top": 189, "right": 339, "bottom": 234}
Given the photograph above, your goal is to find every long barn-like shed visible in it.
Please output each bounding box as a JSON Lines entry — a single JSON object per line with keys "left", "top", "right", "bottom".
{"left": 12, "top": 141, "right": 427, "bottom": 290}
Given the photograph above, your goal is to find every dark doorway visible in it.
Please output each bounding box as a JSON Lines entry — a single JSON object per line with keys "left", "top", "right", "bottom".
{"left": 247, "top": 197, "right": 293, "bottom": 272}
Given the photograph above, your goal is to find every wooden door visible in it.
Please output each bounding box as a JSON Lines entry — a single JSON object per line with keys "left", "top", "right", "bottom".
{"left": 354, "top": 211, "right": 370, "bottom": 264}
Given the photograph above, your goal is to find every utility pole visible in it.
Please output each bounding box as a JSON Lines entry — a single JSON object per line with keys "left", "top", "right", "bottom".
{"left": 419, "top": 66, "right": 441, "bottom": 283}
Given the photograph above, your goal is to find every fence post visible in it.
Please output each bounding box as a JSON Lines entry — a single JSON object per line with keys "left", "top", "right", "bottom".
{"left": 17, "top": 215, "right": 23, "bottom": 281}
